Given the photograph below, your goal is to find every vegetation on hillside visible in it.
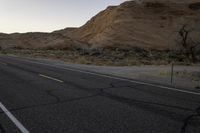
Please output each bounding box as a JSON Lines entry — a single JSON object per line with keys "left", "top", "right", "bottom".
{"left": 0, "top": 0, "right": 200, "bottom": 65}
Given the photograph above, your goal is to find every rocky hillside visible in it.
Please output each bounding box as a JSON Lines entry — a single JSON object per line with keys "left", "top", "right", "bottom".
{"left": 62, "top": 0, "right": 200, "bottom": 50}
{"left": 0, "top": 32, "right": 83, "bottom": 50}
{"left": 0, "top": 0, "right": 200, "bottom": 50}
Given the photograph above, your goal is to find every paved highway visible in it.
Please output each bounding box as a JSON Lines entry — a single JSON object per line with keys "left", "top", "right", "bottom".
{"left": 0, "top": 55, "right": 199, "bottom": 133}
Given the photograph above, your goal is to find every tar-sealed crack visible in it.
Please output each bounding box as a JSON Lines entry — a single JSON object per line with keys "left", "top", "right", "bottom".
{"left": 180, "top": 106, "right": 200, "bottom": 133}
{"left": 45, "top": 90, "right": 61, "bottom": 103}
{"left": 99, "top": 83, "right": 200, "bottom": 133}
{"left": 100, "top": 83, "right": 194, "bottom": 112}
{"left": 8, "top": 94, "right": 99, "bottom": 113}
{"left": 44, "top": 88, "right": 101, "bottom": 105}
{"left": 98, "top": 85, "right": 197, "bottom": 124}
{"left": 1, "top": 75, "right": 199, "bottom": 133}
{"left": 0, "top": 124, "right": 5, "bottom": 133}
{"left": 101, "top": 88, "right": 194, "bottom": 111}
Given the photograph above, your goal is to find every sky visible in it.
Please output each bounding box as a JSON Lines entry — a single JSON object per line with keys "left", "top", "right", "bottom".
{"left": 0, "top": 0, "right": 125, "bottom": 33}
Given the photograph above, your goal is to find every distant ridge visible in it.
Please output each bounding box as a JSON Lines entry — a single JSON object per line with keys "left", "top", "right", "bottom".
{"left": 56, "top": 0, "right": 200, "bottom": 50}
{"left": 0, "top": 0, "right": 200, "bottom": 50}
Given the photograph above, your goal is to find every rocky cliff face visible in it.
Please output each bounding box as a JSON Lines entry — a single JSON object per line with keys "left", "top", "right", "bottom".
{"left": 0, "top": 0, "right": 200, "bottom": 50}
{"left": 63, "top": 0, "right": 200, "bottom": 50}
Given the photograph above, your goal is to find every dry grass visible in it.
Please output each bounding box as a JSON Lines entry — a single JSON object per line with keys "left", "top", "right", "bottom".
{"left": 0, "top": 49, "right": 199, "bottom": 66}
{"left": 159, "top": 70, "right": 200, "bottom": 81}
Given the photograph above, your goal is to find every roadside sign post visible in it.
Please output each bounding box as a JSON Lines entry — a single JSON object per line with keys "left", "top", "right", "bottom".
{"left": 171, "top": 62, "right": 174, "bottom": 85}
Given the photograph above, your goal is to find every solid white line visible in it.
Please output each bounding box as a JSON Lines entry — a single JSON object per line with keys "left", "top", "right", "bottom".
{"left": 59, "top": 67, "right": 200, "bottom": 96}
{"left": 39, "top": 74, "right": 64, "bottom": 83}
{"left": 11, "top": 57, "right": 200, "bottom": 96}
{"left": 0, "top": 102, "right": 30, "bottom": 133}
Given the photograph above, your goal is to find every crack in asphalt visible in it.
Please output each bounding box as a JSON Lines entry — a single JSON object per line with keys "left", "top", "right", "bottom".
{"left": 100, "top": 83, "right": 195, "bottom": 112}
{"left": 0, "top": 82, "right": 125, "bottom": 114}
{"left": 62, "top": 80, "right": 101, "bottom": 93}
{"left": 180, "top": 106, "right": 200, "bottom": 133}
{"left": 0, "top": 79, "right": 198, "bottom": 132}
{"left": 0, "top": 94, "right": 99, "bottom": 114}
{"left": 45, "top": 90, "right": 61, "bottom": 103}
{"left": 1, "top": 58, "right": 200, "bottom": 132}
{"left": 127, "top": 84, "right": 200, "bottom": 103}
{"left": 100, "top": 90, "right": 193, "bottom": 121}
{"left": 101, "top": 89, "right": 194, "bottom": 111}
{"left": 0, "top": 82, "right": 194, "bottom": 116}
{"left": 101, "top": 82, "right": 200, "bottom": 105}
{"left": 0, "top": 124, "right": 5, "bottom": 133}
{"left": 100, "top": 84, "right": 200, "bottom": 133}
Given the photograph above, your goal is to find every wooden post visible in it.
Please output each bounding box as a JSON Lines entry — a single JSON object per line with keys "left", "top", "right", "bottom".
{"left": 171, "top": 62, "right": 174, "bottom": 85}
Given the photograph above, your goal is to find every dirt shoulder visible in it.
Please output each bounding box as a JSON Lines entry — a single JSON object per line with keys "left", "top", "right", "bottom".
{"left": 2, "top": 53, "right": 199, "bottom": 92}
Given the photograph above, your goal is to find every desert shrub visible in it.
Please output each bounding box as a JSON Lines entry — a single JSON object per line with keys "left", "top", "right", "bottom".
{"left": 13, "top": 46, "right": 23, "bottom": 50}
{"left": 169, "top": 11, "right": 186, "bottom": 16}
{"left": 77, "top": 48, "right": 91, "bottom": 55}
{"left": 145, "top": 2, "right": 166, "bottom": 8}
{"left": 44, "top": 45, "right": 55, "bottom": 50}
{"left": 75, "top": 56, "right": 91, "bottom": 64}
{"left": 89, "top": 48, "right": 104, "bottom": 56}
{"left": 160, "top": 16, "right": 167, "bottom": 20}
{"left": 133, "top": 47, "right": 146, "bottom": 53}
{"left": 189, "top": 2, "right": 200, "bottom": 10}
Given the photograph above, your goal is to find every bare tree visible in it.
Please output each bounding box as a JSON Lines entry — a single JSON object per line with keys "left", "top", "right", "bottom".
{"left": 177, "top": 25, "right": 200, "bottom": 63}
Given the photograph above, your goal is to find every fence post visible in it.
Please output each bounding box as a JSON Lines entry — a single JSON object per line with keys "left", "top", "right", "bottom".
{"left": 171, "top": 62, "right": 174, "bottom": 85}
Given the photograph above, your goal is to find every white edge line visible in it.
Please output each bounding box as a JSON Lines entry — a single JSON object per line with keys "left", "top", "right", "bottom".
{"left": 60, "top": 68, "right": 200, "bottom": 96}
{"left": 0, "top": 102, "right": 30, "bottom": 133}
{"left": 12, "top": 57, "right": 200, "bottom": 96}
{"left": 39, "top": 74, "right": 64, "bottom": 83}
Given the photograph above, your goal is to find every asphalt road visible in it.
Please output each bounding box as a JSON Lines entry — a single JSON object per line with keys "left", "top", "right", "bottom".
{"left": 0, "top": 55, "right": 199, "bottom": 133}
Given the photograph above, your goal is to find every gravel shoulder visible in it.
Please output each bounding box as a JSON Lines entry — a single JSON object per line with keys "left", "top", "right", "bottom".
{"left": 10, "top": 55, "right": 200, "bottom": 92}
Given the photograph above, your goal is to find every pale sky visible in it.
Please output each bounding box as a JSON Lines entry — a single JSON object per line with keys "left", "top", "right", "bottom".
{"left": 0, "top": 0, "right": 125, "bottom": 33}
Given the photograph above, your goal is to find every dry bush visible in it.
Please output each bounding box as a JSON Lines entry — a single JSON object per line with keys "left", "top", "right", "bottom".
{"left": 174, "top": 25, "right": 200, "bottom": 63}
{"left": 145, "top": 2, "right": 166, "bottom": 8}
{"left": 75, "top": 56, "right": 91, "bottom": 65}
{"left": 189, "top": 2, "right": 200, "bottom": 10}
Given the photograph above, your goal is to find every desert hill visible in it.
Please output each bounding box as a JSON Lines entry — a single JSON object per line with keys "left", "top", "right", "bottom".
{"left": 0, "top": 32, "right": 83, "bottom": 50}
{"left": 0, "top": 0, "right": 200, "bottom": 51}
{"left": 61, "top": 0, "right": 200, "bottom": 50}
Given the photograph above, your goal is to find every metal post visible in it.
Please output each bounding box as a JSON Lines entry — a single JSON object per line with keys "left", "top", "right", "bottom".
{"left": 171, "top": 62, "right": 174, "bottom": 85}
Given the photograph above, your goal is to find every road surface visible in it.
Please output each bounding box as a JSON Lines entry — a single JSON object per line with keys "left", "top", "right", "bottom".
{"left": 0, "top": 55, "right": 199, "bottom": 133}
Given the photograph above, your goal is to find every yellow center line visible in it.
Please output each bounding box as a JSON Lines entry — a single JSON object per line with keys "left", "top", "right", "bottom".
{"left": 39, "top": 74, "right": 64, "bottom": 83}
